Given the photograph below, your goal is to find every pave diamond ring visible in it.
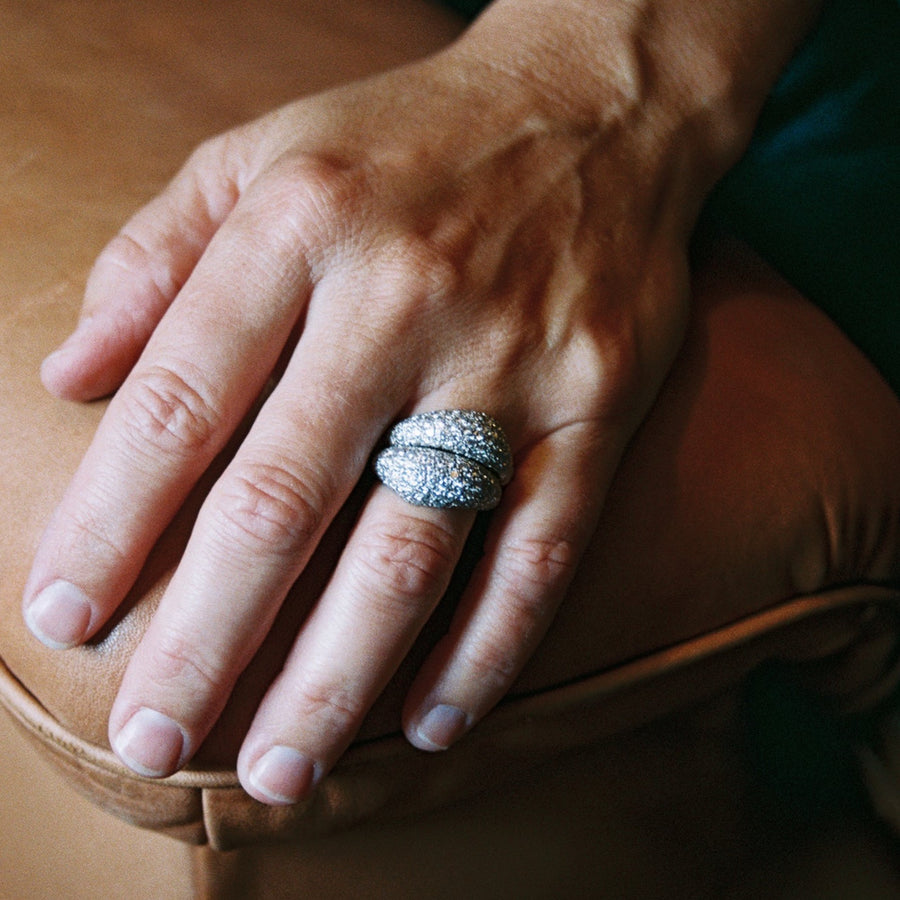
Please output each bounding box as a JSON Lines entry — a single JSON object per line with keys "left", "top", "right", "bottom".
{"left": 374, "top": 410, "right": 512, "bottom": 510}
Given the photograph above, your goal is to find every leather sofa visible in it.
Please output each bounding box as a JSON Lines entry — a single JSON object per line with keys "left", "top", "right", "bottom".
{"left": 2, "top": 1, "right": 899, "bottom": 896}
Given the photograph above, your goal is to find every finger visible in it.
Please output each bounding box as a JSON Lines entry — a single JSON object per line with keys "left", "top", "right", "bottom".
{"left": 103, "top": 215, "right": 482, "bottom": 783}
{"left": 402, "top": 424, "right": 609, "bottom": 751}
{"left": 22, "top": 178, "right": 313, "bottom": 651}
{"left": 102, "top": 274, "right": 422, "bottom": 777}
{"left": 234, "top": 490, "right": 473, "bottom": 805}
{"left": 42, "top": 139, "right": 241, "bottom": 401}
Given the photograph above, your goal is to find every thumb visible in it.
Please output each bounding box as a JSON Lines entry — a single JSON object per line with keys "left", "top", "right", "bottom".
{"left": 42, "top": 142, "right": 242, "bottom": 401}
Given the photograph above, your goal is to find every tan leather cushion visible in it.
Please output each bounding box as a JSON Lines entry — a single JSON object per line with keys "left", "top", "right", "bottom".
{"left": 1, "top": 0, "right": 899, "bottom": 851}
{"left": 0, "top": 713, "right": 195, "bottom": 900}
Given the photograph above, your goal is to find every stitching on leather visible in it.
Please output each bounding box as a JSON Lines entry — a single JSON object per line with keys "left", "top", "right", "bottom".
{"left": 0, "top": 657, "right": 239, "bottom": 790}
{"left": 1, "top": 585, "right": 898, "bottom": 795}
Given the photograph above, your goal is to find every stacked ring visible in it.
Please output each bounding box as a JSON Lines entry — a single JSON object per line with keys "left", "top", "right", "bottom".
{"left": 374, "top": 410, "right": 513, "bottom": 510}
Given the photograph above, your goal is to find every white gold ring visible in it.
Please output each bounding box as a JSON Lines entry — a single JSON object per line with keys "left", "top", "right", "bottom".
{"left": 374, "top": 410, "right": 512, "bottom": 510}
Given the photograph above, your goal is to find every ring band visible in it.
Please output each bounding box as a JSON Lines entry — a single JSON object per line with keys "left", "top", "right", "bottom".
{"left": 374, "top": 409, "right": 512, "bottom": 510}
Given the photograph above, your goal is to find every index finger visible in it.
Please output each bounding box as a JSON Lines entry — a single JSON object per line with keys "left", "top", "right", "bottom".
{"left": 22, "top": 181, "right": 313, "bottom": 650}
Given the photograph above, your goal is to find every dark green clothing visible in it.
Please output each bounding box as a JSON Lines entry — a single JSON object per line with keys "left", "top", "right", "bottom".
{"left": 442, "top": 0, "right": 489, "bottom": 15}
{"left": 707, "top": 0, "right": 899, "bottom": 393}
{"left": 443, "top": 0, "right": 900, "bottom": 393}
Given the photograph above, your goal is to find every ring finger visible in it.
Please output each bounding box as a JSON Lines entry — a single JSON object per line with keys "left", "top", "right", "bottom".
{"left": 237, "top": 488, "right": 475, "bottom": 805}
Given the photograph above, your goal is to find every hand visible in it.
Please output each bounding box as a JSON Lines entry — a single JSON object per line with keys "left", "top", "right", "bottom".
{"left": 23, "top": 0, "right": 816, "bottom": 804}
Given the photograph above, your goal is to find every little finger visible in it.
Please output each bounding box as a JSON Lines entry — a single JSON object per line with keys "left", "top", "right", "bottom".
{"left": 402, "top": 424, "right": 609, "bottom": 751}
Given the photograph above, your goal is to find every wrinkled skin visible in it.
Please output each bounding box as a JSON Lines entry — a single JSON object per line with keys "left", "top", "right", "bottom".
{"left": 24, "top": 0, "right": 819, "bottom": 804}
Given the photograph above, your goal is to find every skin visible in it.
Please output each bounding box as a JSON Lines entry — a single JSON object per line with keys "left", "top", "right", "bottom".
{"left": 24, "top": 0, "right": 821, "bottom": 804}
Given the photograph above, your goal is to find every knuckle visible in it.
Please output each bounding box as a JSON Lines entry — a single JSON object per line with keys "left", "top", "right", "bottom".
{"left": 256, "top": 155, "right": 366, "bottom": 251}
{"left": 258, "top": 158, "right": 463, "bottom": 306}
{"left": 97, "top": 229, "right": 145, "bottom": 272}
{"left": 353, "top": 516, "right": 460, "bottom": 605}
{"left": 456, "top": 536, "right": 583, "bottom": 690}
{"left": 183, "top": 133, "right": 229, "bottom": 175}
{"left": 55, "top": 489, "right": 130, "bottom": 566}
{"left": 559, "top": 313, "right": 645, "bottom": 422}
{"left": 374, "top": 236, "right": 462, "bottom": 309}
{"left": 590, "top": 334, "right": 642, "bottom": 416}
{"left": 176, "top": 133, "right": 243, "bottom": 220}
{"left": 147, "top": 629, "right": 226, "bottom": 698}
{"left": 342, "top": 238, "right": 463, "bottom": 363}
{"left": 493, "top": 535, "right": 582, "bottom": 598}
{"left": 119, "top": 362, "right": 221, "bottom": 459}
{"left": 365, "top": 239, "right": 463, "bottom": 339}
{"left": 602, "top": 322, "right": 642, "bottom": 384}
{"left": 96, "top": 230, "right": 180, "bottom": 301}
{"left": 214, "top": 459, "right": 326, "bottom": 555}
{"left": 457, "top": 635, "right": 521, "bottom": 692}
{"left": 291, "top": 670, "right": 364, "bottom": 734}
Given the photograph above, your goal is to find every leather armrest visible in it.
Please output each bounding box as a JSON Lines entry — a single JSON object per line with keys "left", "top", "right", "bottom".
{"left": 2, "top": 0, "right": 899, "bottom": 850}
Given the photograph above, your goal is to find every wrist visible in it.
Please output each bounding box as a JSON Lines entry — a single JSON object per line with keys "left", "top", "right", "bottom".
{"left": 454, "top": 0, "right": 821, "bottom": 198}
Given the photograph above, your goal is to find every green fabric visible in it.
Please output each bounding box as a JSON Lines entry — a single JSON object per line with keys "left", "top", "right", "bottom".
{"left": 442, "top": 0, "right": 899, "bottom": 393}
{"left": 441, "top": 0, "right": 490, "bottom": 16}
{"left": 706, "top": 0, "right": 900, "bottom": 393}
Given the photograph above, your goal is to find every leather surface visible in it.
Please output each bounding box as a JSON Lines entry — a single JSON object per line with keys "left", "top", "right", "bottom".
{"left": 1, "top": 0, "right": 900, "bottom": 860}
{"left": 0, "top": 711, "right": 194, "bottom": 900}
{"left": 187, "top": 693, "right": 900, "bottom": 900}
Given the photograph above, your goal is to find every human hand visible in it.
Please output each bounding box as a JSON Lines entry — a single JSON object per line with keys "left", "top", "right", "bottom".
{"left": 23, "top": 0, "right": 814, "bottom": 805}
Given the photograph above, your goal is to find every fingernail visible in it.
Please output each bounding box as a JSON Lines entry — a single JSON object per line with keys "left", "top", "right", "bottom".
{"left": 113, "top": 708, "right": 187, "bottom": 778}
{"left": 414, "top": 704, "right": 470, "bottom": 751}
{"left": 24, "top": 581, "right": 93, "bottom": 649}
{"left": 248, "top": 746, "right": 318, "bottom": 805}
